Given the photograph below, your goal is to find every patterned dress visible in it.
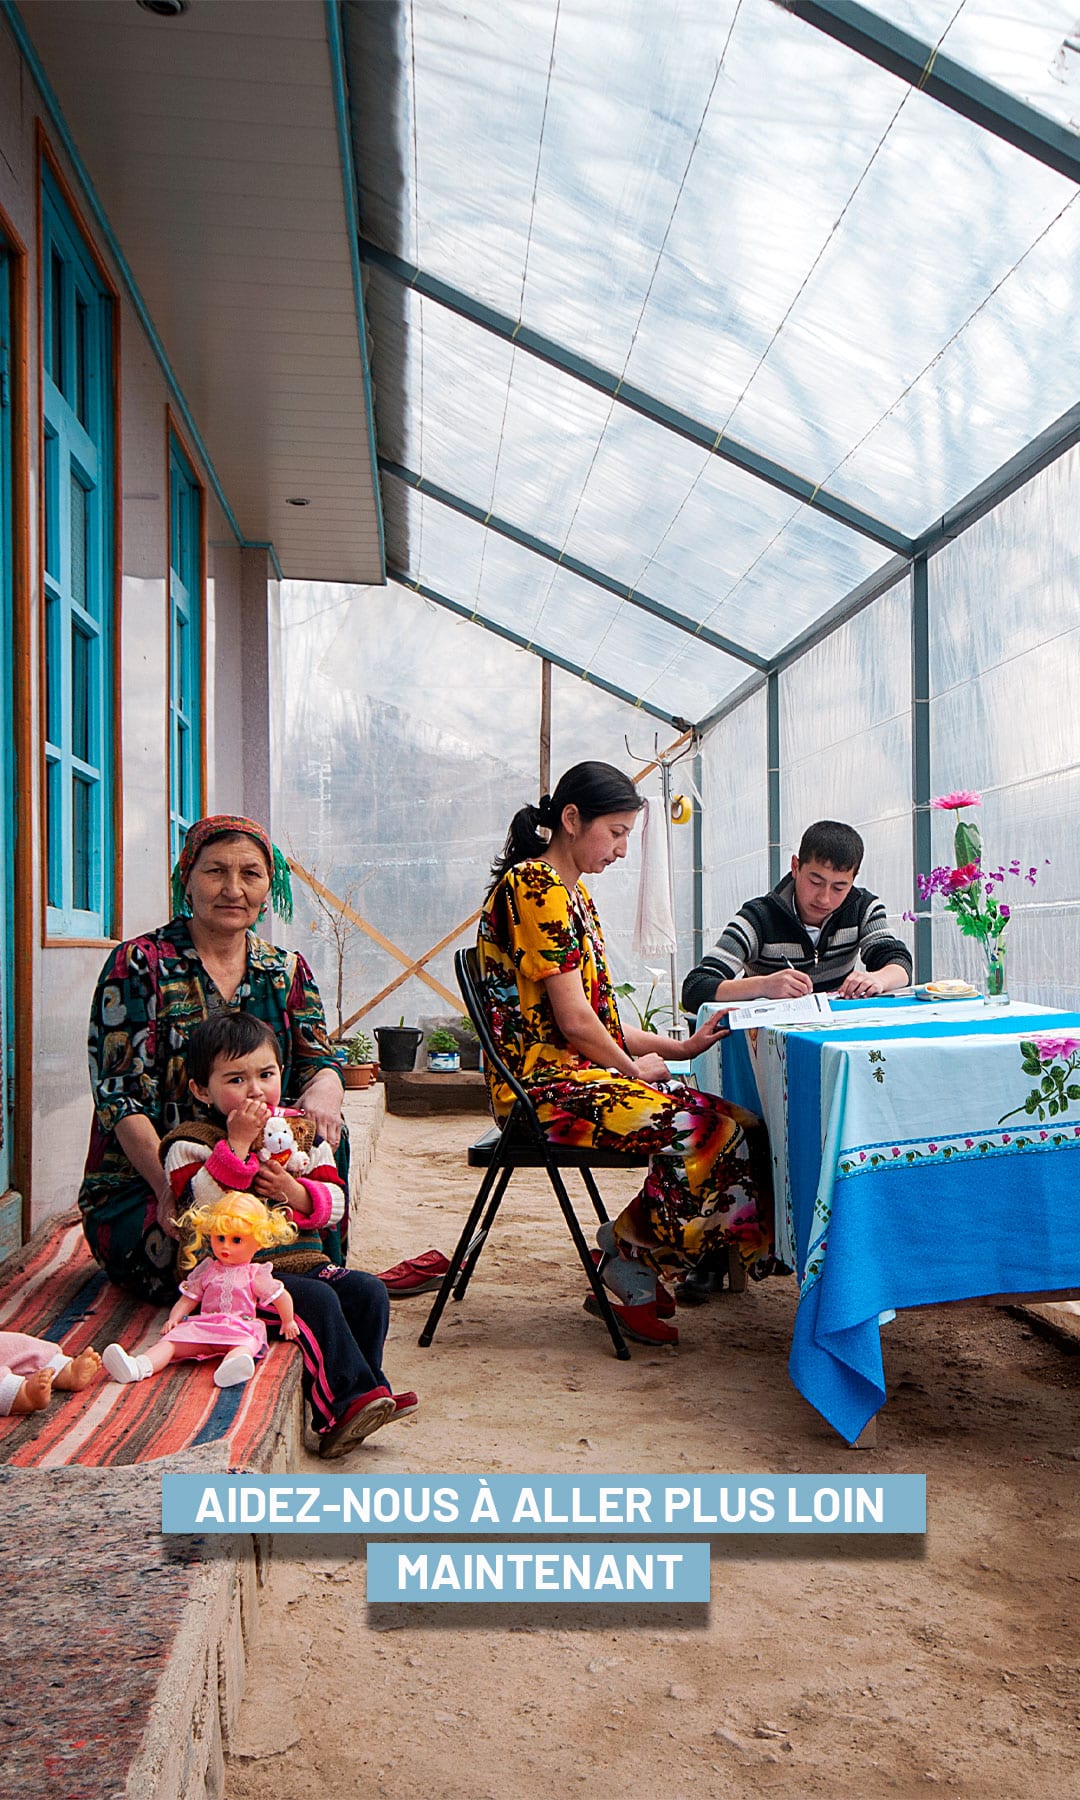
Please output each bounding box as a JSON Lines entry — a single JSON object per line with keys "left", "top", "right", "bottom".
{"left": 79, "top": 916, "right": 345, "bottom": 1303}
{"left": 477, "top": 861, "right": 775, "bottom": 1279}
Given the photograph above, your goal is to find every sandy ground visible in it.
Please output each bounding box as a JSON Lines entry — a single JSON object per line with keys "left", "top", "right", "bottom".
{"left": 225, "top": 1109, "right": 1080, "bottom": 1800}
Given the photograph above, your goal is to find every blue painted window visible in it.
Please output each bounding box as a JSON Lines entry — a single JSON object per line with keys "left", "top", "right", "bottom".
{"left": 42, "top": 169, "right": 114, "bottom": 937}
{"left": 168, "top": 434, "right": 203, "bottom": 867}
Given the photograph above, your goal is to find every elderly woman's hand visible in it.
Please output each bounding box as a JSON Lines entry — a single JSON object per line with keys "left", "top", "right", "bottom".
{"left": 297, "top": 1069, "right": 345, "bottom": 1149}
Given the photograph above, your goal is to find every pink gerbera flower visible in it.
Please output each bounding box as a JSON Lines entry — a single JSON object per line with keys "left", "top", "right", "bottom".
{"left": 931, "top": 791, "right": 982, "bottom": 810}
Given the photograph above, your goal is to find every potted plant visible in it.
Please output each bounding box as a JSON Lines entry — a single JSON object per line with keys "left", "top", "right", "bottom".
{"left": 427, "top": 1026, "right": 460, "bottom": 1073}
{"left": 452, "top": 1013, "right": 481, "bottom": 1070}
{"left": 340, "top": 1030, "right": 377, "bottom": 1090}
{"left": 374, "top": 1017, "right": 423, "bottom": 1071}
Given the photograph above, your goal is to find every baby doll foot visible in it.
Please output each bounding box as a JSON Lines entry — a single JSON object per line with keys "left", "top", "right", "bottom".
{"left": 10, "top": 1367, "right": 54, "bottom": 1412}
{"left": 53, "top": 1348, "right": 103, "bottom": 1391}
{"left": 214, "top": 1350, "right": 256, "bottom": 1388}
{"left": 103, "top": 1344, "right": 152, "bottom": 1384}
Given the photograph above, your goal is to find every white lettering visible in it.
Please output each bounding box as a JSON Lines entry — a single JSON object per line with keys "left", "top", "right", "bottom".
{"left": 195, "top": 1488, "right": 224, "bottom": 1524}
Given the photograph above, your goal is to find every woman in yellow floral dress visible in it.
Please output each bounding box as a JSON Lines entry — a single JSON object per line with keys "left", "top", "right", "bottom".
{"left": 478, "top": 762, "right": 776, "bottom": 1345}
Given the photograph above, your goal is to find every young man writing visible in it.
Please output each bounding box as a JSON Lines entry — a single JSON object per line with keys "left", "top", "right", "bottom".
{"left": 682, "top": 820, "right": 912, "bottom": 1015}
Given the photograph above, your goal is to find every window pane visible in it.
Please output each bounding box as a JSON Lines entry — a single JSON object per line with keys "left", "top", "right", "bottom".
{"left": 50, "top": 247, "right": 64, "bottom": 393}
{"left": 75, "top": 294, "right": 89, "bottom": 426}
{"left": 43, "top": 430, "right": 59, "bottom": 582}
{"left": 70, "top": 473, "right": 87, "bottom": 610}
{"left": 72, "top": 774, "right": 92, "bottom": 913}
{"left": 71, "top": 619, "right": 91, "bottom": 763}
{"left": 45, "top": 590, "right": 61, "bottom": 747}
{"left": 45, "top": 758, "right": 62, "bottom": 910}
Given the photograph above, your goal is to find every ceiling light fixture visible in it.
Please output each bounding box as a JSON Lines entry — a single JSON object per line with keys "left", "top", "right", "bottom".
{"left": 285, "top": 497, "right": 311, "bottom": 507}
{"left": 137, "top": 0, "right": 189, "bottom": 17}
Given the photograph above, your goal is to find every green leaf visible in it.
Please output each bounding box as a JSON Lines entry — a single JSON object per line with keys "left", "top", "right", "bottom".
{"left": 1025, "top": 1096, "right": 1038, "bottom": 1114}
{"left": 1049, "top": 1098, "right": 1059, "bottom": 1116}
{"left": 954, "top": 818, "right": 982, "bottom": 866}
{"left": 1041, "top": 1075, "right": 1056, "bottom": 1095}
{"left": 1067, "top": 1086, "right": 1080, "bottom": 1102}
{"left": 1021, "top": 1058, "right": 1042, "bottom": 1077}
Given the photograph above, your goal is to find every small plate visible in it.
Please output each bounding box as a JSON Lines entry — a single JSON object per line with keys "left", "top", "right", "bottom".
{"left": 914, "top": 982, "right": 979, "bottom": 1002}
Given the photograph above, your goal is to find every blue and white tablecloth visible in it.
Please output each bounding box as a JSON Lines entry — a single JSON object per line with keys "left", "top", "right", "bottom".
{"left": 693, "top": 999, "right": 1080, "bottom": 1443}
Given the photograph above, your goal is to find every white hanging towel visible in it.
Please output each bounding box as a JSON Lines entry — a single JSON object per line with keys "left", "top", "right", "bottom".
{"left": 633, "top": 796, "right": 677, "bottom": 958}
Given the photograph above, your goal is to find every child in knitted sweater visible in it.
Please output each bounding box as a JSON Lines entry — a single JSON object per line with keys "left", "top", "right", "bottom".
{"left": 163, "top": 1012, "right": 417, "bottom": 1457}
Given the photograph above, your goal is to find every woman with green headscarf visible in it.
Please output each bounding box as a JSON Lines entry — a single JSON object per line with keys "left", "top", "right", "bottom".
{"left": 78, "top": 814, "right": 346, "bottom": 1302}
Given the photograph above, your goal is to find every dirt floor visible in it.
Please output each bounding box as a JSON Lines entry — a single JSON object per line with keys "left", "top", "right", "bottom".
{"left": 225, "top": 1109, "right": 1080, "bottom": 1800}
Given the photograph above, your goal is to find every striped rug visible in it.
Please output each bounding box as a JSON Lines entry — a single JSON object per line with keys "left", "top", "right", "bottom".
{"left": 0, "top": 1211, "right": 301, "bottom": 1469}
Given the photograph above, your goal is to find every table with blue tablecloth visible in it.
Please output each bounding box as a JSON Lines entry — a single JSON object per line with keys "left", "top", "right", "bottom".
{"left": 693, "top": 997, "right": 1080, "bottom": 1443}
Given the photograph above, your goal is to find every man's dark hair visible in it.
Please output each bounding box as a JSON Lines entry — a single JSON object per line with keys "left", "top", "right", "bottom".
{"left": 186, "top": 1012, "right": 282, "bottom": 1088}
{"left": 796, "top": 820, "right": 864, "bottom": 875}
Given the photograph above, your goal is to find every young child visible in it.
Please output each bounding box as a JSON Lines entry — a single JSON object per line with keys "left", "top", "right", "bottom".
{"left": 161, "top": 1013, "right": 416, "bottom": 1457}
{"left": 103, "top": 1191, "right": 299, "bottom": 1388}
{"left": 0, "top": 1333, "right": 101, "bottom": 1415}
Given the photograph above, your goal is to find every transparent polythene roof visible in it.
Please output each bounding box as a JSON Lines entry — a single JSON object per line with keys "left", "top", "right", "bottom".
{"left": 346, "top": 0, "right": 1080, "bottom": 721}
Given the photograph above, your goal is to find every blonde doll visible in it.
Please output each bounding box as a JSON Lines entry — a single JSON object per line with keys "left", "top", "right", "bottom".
{"left": 103, "top": 1191, "right": 299, "bottom": 1388}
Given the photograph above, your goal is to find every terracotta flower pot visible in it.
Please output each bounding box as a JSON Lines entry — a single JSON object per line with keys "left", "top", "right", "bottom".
{"left": 342, "top": 1063, "right": 376, "bottom": 1089}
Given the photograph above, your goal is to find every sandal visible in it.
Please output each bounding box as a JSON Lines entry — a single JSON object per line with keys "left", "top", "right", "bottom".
{"left": 377, "top": 1250, "right": 451, "bottom": 1295}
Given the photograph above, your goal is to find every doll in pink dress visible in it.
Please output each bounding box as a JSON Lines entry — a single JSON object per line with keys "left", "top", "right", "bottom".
{"left": 102, "top": 1191, "right": 300, "bottom": 1388}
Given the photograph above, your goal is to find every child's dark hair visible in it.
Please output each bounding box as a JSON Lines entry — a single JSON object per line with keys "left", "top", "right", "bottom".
{"left": 186, "top": 1012, "right": 282, "bottom": 1089}
{"left": 488, "top": 761, "right": 643, "bottom": 891}
{"left": 796, "top": 820, "right": 864, "bottom": 875}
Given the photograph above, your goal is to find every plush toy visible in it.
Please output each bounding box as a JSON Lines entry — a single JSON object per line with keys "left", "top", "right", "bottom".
{"left": 257, "top": 1112, "right": 317, "bottom": 1177}
{"left": 103, "top": 1190, "right": 300, "bottom": 1389}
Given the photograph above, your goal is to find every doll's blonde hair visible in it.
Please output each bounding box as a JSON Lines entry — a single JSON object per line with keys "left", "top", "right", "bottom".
{"left": 177, "top": 1189, "right": 297, "bottom": 1273}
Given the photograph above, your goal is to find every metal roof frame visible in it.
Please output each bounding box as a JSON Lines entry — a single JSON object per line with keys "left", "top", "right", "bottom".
{"left": 360, "top": 240, "right": 913, "bottom": 555}
{"left": 388, "top": 570, "right": 688, "bottom": 727}
{"left": 776, "top": 0, "right": 1080, "bottom": 187}
{"left": 381, "top": 460, "right": 768, "bottom": 671}
{"left": 349, "top": 5, "right": 1080, "bottom": 728}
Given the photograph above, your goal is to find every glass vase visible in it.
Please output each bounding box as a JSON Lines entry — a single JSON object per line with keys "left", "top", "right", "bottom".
{"left": 983, "top": 942, "right": 1008, "bottom": 1005}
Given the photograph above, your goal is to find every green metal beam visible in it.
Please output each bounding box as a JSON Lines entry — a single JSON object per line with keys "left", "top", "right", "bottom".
{"left": 381, "top": 460, "right": 768, "bottom": 671}
{"left": 387, "top": 570, "right": 687, "bottom": 727}
{"left": 776, "top": 1, "right": 1080, "bottom": 188}
{"left": 767, "top": 672, "right": 782, "bottom": 886}
{"left": 911, "top": 553, "right": 933, "bottom": 984}
{"left": 360, "top": 240, "right": 913, "bottom": 555}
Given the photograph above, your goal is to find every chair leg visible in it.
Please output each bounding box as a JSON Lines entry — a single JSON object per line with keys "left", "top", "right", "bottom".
{"left": 418, "top": 1159, "right": 504, "bottom": 1348}
{"left": 454, "top": 1167, "right": 513, "bottom": 1301}
{"left": 578, "top": 1166, "right": 610, "bottom": 1224}
{"left": 544, "top": 1160, "right": 631, "bottom": 1361}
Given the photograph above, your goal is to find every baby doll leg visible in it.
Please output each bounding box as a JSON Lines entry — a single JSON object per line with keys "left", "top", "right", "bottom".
{"left": 0, "top": 1365, "right": 54, "bottom": 1413}
{"left": 102, "top": 1339, "right": 180, "bottom": 1383}
{"left": 52, "top": 1348, "right": 103, "bottom": 1390}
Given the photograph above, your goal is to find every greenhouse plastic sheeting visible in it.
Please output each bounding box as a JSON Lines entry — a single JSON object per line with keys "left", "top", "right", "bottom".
{"left": 779, "top": 580, "right": 914, "bottom": 936}
{"left": 699, "top": 684, "right": 771, "bottom": 955}
{"left": 929, "top": 440, "right": 1080, "bottom": 1010}
{"left": 348, "top": 0, "right": 1080, "bottom": 707}
{"left": 273, "top": 581, "right": 694, "bottom": 1032}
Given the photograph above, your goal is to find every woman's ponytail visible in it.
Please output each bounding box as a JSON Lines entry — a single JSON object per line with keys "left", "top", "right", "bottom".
{"left": 486, "top": 763, "right": 642, "bottom": 892}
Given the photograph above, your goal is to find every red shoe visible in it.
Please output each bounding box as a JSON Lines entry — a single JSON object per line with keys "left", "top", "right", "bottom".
{"left": 318, "top": 1386, "right": 396, "bottom": 1459}
{"left": 378, "top": 1250, "right": 451, "bottom": 1295}
{"left": 590, "top": 1250, "right": 675, "bottom": 1318}
{"left": 388, "top": 1390, "right": 419, "bottom": 1420}
{"left": 583, "top": 1293, "right": 679, "bottom": 1346}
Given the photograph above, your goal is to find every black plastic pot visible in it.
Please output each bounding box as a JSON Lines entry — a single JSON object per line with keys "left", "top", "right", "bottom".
{"left": 374, "top": 1025, "right": 423, "bottom": 1072}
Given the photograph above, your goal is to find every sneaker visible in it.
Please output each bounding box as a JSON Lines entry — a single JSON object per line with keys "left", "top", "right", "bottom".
{"left": 582, "top": 1294, "right": 679, "bottom": 1347}
{"left": 378, "top": 1250, "right": 451, "bottom": 1296}
{"left": 387, "top": 1390, "right": 419, "bottom": 1420}
{"left": 318, "top": 1386, "right": 396, "bottom": 1460}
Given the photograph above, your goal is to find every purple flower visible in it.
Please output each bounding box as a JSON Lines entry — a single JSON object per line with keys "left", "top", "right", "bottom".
{"left": 999, "top": 903, "right": 1010, "bottom": 919}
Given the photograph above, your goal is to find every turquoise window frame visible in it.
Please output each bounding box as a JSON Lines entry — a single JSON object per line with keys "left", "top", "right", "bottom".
{"left": 41, "top": 166, "right": 114, "bottom": 939}
{"left": 168, "top": 431, "right": 203, "bottom": 869}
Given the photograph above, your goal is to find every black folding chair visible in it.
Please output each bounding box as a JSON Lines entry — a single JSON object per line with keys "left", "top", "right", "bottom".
{"left": 418, "top": 947, "right": 650, "bottom": 1360}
